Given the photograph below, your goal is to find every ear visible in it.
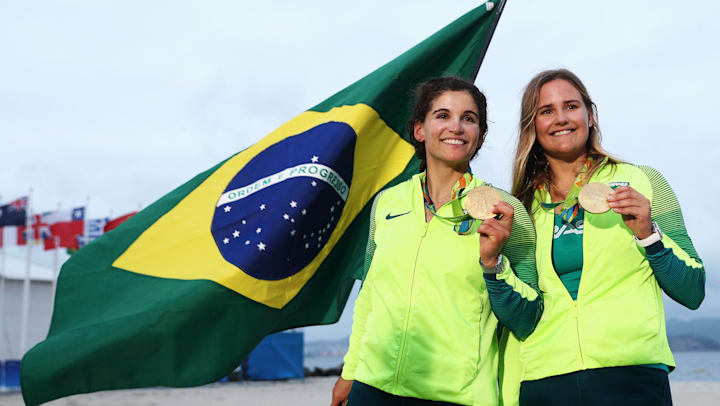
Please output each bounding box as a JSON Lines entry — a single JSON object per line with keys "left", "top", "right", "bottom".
{"left": 413, "top": 121, "right": 425, "bottom": 142}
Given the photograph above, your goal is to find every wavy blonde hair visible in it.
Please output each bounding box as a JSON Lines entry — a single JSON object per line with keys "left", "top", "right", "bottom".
{"left": 511, "top": 69, "right": 620, "bottom": 212}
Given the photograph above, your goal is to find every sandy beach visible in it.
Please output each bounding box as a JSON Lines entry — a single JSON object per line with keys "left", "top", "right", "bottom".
{"left": 1, "top": 378, "right": 719, "bottom": 406}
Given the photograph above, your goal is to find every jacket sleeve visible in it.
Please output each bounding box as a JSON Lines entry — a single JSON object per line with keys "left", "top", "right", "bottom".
{"left": 483, "top": 190, "right": 543, "bottom": 340}
{"left": 638, "top": 165, "right": 705, "bottom": 310}
{"left": 341, "top": 192, "right": 382, "bottom": 380}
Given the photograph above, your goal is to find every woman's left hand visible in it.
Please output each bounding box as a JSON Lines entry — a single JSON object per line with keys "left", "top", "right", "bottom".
{"left": 607, "top": 186, "right": 653, "bottom": 239}
{"left": 477, "top": 201, "right": 514, "bottom": 267}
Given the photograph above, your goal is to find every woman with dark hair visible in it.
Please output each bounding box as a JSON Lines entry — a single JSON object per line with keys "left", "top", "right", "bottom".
{"left": 330, "top": 77, "right": 543, "bottom": 406}
{"left": 507, "top": 69, "right": 706, "bottom": 406}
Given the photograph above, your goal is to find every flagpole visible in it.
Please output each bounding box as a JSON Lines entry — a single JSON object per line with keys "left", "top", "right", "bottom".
{"left": 50, "top": 202, "right": 61, "bottom": 309}
{"left": 84, "top": 196, "right": 91, "bottom": 248}
{"left": 19, "top": 188, "right": 33, "bottom": 357}
{"left": 470, "top": 0, "right": 508, "bottom": 80}
{"left": 0, "top": 246, "right": 4, "bottom": 390}
{"left": 0, "top": 192, "right": 5, "bottom": 385}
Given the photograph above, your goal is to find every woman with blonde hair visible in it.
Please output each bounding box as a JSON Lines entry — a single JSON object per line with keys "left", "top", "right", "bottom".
{"left": 508, "top": 68, "right": 705, "bottom": 406}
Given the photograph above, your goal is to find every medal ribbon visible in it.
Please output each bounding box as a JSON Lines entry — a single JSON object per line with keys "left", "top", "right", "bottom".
{"left": 539, "top": 157, "right": 607, "bottom": 223}
{"left": 421, "top": 172, "right": 475, "bottom": 235}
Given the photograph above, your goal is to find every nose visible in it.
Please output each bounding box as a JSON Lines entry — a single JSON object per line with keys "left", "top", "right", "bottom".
{"left": 449, "top": 117, "right": 463, "bottom": 133}
{"left": 555, "top": 109, "right": 568, "bottom": 125}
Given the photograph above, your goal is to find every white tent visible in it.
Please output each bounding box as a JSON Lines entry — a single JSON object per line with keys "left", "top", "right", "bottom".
{"left": 1, "top": 251, "right": 55, "bottom": 360}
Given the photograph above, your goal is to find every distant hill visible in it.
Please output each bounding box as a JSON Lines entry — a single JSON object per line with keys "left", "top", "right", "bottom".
{"left": 669, "top": 334, "right": 720, "bottom": 352}
{"left": 667, "top": 318, "right": 720, "bottom": 341}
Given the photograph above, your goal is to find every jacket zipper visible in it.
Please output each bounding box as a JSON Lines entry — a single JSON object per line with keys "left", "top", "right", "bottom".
{"left": 574, "top": 301, "right": 585, "bottom": 368}
{"left": 393, "top": 221, "right": 428, "bottom": 391}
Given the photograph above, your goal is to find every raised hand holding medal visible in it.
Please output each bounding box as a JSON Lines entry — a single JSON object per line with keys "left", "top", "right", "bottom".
{"left": 606, "top": 185, "right": 653, "bottom": 239}
{"left": 575, "top": 182, "right": 652, "bottom": 239}
{"left": 466, "top": 186, "right": 513, "bottom": 268}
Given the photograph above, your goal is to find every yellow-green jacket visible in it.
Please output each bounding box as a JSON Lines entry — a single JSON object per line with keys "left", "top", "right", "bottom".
{"left": 501, "top": 163, "right": 705, "bottom": 405}
{"left": 342, "top": 173, "right": 542, "bottom": 406}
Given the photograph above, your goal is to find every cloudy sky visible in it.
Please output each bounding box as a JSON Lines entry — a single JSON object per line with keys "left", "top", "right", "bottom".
{"left": 1, "top": 1, "right": 717, "bottom": 341}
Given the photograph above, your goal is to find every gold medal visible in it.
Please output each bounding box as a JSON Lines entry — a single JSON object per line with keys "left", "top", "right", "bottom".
{"left": 465, "top": 186, "right": 502, "bottom": 220}
{"left": 578, "top": 182, "right": 613, "bottom": 214}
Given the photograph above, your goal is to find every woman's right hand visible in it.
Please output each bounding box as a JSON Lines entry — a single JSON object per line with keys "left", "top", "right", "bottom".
{"left": 331, "top": 377, "right": 353, "bottom": 406}
{"left": 477, "top": 201, "right": 514, "bottom": 267}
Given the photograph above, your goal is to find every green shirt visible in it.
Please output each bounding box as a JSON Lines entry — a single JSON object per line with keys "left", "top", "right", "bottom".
{"left": 552, "top": 210, "right": 584, "bottom": 300}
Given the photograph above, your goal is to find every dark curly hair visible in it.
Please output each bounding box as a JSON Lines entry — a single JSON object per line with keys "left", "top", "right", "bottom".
{"left": 406, "top": 77, "right": 488, "bottom": 171}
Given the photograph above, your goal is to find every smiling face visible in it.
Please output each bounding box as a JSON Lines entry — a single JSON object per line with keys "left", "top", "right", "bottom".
{"left": 413, "top": 90, "right": 482, "bottom": 171}
{"left": 535, "top": 79, "right": 593, "bottom": 162}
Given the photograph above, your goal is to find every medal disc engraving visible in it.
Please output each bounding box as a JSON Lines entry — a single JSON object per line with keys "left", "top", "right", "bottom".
{"left": 578, "top": 182, "right": 613, "bottom": 213}
{"left": 465, "top": 186, "right": 502, "bottom": 220}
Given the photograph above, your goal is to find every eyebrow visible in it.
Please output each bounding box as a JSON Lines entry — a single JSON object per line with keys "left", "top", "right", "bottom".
{"left": 431, "top": 108, "right": 479, "bottom": 117}
{"left": 536, "top": 99, "right": 582, "bottom": 111}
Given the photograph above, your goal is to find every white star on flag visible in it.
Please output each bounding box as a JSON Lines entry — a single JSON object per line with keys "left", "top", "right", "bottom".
{"left": 256, "top": 227, "right": 262, "bottom": 234}
{"left": 257, "top": 242, "right": 266, "bottom": 251}
{"left": 283, "top": 213, "right": 290, "bottom": 220}
{"left": 242, "top": 219, "right": 246, "bottom": 224}
{"left": 224, "top": 206, "right": 231, "bottom": 213}
{"left": 290, "top": 201, "right": 297, "bottom": 208}
{"left": 245, "top": 240, "right": 250, "bottom": 245}
{"left": 301, "top": 209, "right": 307, "bottom": 215}
{"left": 290, "top": 229, "right": 296, "bottom": 236}
{"left": 233, "top": 230, "right": 240, "bottom": 238}
{"left": 259, "top": 204, "right": 266, "bottom": 210}
{"left": 223, "top": 238, "right": 229, "bottom": 244}
{"left": 311, "top": 156, "right": 319, "bottom": 163}
{"left": 311, "top": 181, "right": 317, "bottom": 187}
{"left": 330, "top": 206, "right": 335, "bottom": 212}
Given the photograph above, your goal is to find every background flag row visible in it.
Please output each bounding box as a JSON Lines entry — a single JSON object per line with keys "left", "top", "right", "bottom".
{"left": 0, "top": 196, "right": 135, "bottom": 252}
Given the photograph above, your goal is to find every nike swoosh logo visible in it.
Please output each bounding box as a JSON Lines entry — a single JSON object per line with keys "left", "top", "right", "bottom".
{"left": 386, "top": 211, "right": 411, "bottom": 220}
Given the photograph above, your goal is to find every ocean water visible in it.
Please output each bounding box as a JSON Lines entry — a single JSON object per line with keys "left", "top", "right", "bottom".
{"left": 671, "top": 351, "right": 720, "bottom": 381}
{"left": 305, "top": 351, "right": 720, "bottom": 381}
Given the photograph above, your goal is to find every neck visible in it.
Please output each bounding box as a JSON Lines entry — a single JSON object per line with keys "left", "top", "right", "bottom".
{"left": 425, "top": 162, "right": 467, "bottom": 206}
{"left": 546, "top": 152, "right": 588, "bottom": 198}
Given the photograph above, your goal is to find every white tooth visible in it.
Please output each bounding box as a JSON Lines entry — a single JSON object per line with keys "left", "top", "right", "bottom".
{"left": 442, "top": 139, "right": 464, "bottom": 145}
{"left": 554, "top": 129, "right": 572, "bottom": 135}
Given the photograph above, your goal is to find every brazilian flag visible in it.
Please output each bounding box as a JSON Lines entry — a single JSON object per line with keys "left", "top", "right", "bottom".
{"left": 21, "top": 2, "right": 506, "bottom": 404}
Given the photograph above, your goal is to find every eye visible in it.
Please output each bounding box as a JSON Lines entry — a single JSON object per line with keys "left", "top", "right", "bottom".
{"left": 539, "top": 108, "right": 552, "bottom": 115}
{"left": 436, "top": 112, "right": 449, "bottom": 119}
{"left": 568, "top": 104, "right": 577, "bottom": 110}
{"left": 463, "top": 115, "right": 476, "bottom": 123}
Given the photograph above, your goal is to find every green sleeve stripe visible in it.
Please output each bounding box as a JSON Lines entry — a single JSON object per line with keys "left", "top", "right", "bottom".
{"left": 362, "top": 190, "right": 383, "bottom": 281}
{"left": 636, "top": 165, "right": 705, "bottom": 310}
{"left": 497, "top": 189, "right": 540, "bottom": 292}
{"left": 637, "top": 165, "right": 702, "bottom": 261}
{"left": 483, "top": 188, "right": 543, "bottom": 340}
